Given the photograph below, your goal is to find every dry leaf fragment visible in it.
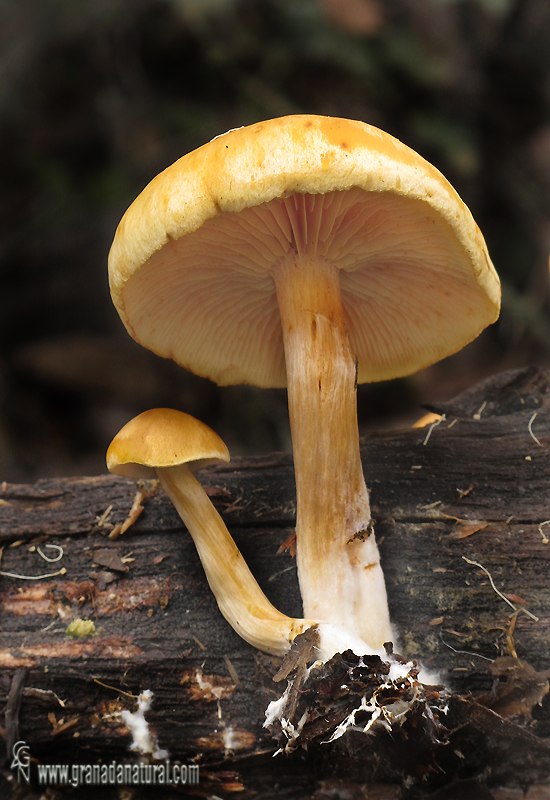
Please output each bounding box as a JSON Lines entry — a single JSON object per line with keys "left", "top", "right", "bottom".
{"left": 477, "top": 657, "right": 550, "bottom": 719}
{"left": 504, "top": 593, "right": 527, "bottom": 606}
{"left": 204, "top": 485, "right": 232, "bottom": 501}
{"left": 277, "top": 531, "right": 296, "bottom": 558}
{"left": 92, "top": 548, "right": 128, "bottom": 573}
{"left": 450, "top": 521, "right": 488, "bottom": 540}
{"left": 412, "top": 412, "right": 442, "bottom": 429}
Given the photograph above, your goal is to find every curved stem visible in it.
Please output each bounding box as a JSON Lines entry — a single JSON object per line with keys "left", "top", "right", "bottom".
{"left": 158, "top": 464, "right": 313, "bottom": 656}
{"left": 273, "top": 254, "right": 393, "bottom": 648}
{"left": 158, "top": 464, "right": 381, "bottom": 661}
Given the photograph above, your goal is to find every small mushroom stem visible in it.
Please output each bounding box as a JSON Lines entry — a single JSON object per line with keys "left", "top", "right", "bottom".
{"left": 273, "top": 254, "right": 393, "bottom": 649}
{"left": 158, "top": 463, "right": 315, "bottom": 656}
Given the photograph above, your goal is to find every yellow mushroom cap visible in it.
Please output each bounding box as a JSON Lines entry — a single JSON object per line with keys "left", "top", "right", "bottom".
{"left": 109, "top": 114, "right": 500, "bottom": 388}
{"left": 106, "top": 408, "right": 230, "bottom": 479}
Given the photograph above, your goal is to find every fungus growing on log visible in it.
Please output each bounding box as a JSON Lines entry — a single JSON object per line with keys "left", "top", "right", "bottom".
{"left": 106, "top": 408, "right": 379, "bottom": 661}
{"left": 108, "top": 115, "right": 501, "bottom": 651}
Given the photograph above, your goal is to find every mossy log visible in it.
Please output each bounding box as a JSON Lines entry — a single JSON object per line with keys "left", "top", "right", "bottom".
{"left": 1, "top": 366, "right": 550, "bottom": 799}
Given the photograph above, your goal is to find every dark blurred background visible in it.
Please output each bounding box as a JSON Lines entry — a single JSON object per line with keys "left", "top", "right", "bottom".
{"left": 1, "top": 0, "right": 550, "bottom": 481}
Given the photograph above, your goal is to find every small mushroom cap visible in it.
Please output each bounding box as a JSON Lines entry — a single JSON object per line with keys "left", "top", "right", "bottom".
{"left": 109, "top": 114, "right": 500, "bottom": 387}
{"left": 106, "top": 408, "right": 230, "bottom": 479}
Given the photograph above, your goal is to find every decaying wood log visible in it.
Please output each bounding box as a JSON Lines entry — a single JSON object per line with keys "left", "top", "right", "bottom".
{"left": 0, "top": 366, "right": 550, "bottom": 798}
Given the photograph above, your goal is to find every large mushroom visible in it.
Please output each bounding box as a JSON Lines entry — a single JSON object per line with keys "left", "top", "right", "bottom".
{"left": 106, "top": 407, "right": 377, "bottom": 660}
{"left": 108, "top": 115, "right": 501, "bottom": 651}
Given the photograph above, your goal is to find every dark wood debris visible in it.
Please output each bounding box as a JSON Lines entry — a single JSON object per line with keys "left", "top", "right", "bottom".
{"left": 0, "top": 367, "right": 550, "bottom": 798}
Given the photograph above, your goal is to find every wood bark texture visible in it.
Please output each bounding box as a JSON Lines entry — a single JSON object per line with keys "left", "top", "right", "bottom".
{"left": 1, "top": 366, "right": 550, "bottom": 799}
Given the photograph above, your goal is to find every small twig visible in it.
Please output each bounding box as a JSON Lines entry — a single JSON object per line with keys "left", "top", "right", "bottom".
{"left": 24, "top": 687, "right": 66, "bottom": 708}
{"left": 473, "top": 401, "right": 487, "bottom": 420}
{"left": 96, "top": 505, "right": 113, "bottom": 528}
{"left": 223, "top": 656, "right": 242, "bottom": 689}
{"left": 2, "top": 542, "right": 65, "bottom": 579}
{"left": 422, "top": 414, "right": 446, "bottom": 446}
{"left": 223, "top": 494, "right": 244, "bottom": 514}
{"left": 50, "top": 716, "right": 79, "bottom": 737}
{"left": 506, "top": 611, "right": 519, "bottom": 658}
{"left": 0, "top": 567, "right": 67, "bottom": 580}
{"left": 462, "top": 557, "right": 538, "bottom": 621}
{"left": 35, "top": 544, "right": 64, "bottom": 563}
{"left": 463, "top": 557, "right": 515, "bottom": 610}
{"left": 40, "top": 619, "right": 61, "bottom": 633}
{"left": 439, "top": 631, "right": 492, "bottom": 662}
{"left": 268, "top": 564, "right": 296, "bottom": 583}
{"left": 109, "top": 490, "right": 145, "bottom": 539}
{"left": 419, "top": 500, "right": 442, "bottom": 511}
{"left": 93, "top": 679, "right": 138, "bottom": 699}
{"left": 538, "top": 520, "right": 550, "bottom": 545}
{"left": 528, "top": 412, "right": 542, "bottom": 446}
{"left": 6, "top": 668, "right": 29, "bottom": 757}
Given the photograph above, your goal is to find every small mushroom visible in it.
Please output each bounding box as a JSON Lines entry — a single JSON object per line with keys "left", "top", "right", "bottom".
{"left": 108, "top": 115, "right": 501, "bottom": 650}
{"left": 106, "top": 408, "right": 373, "bottom": 660}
